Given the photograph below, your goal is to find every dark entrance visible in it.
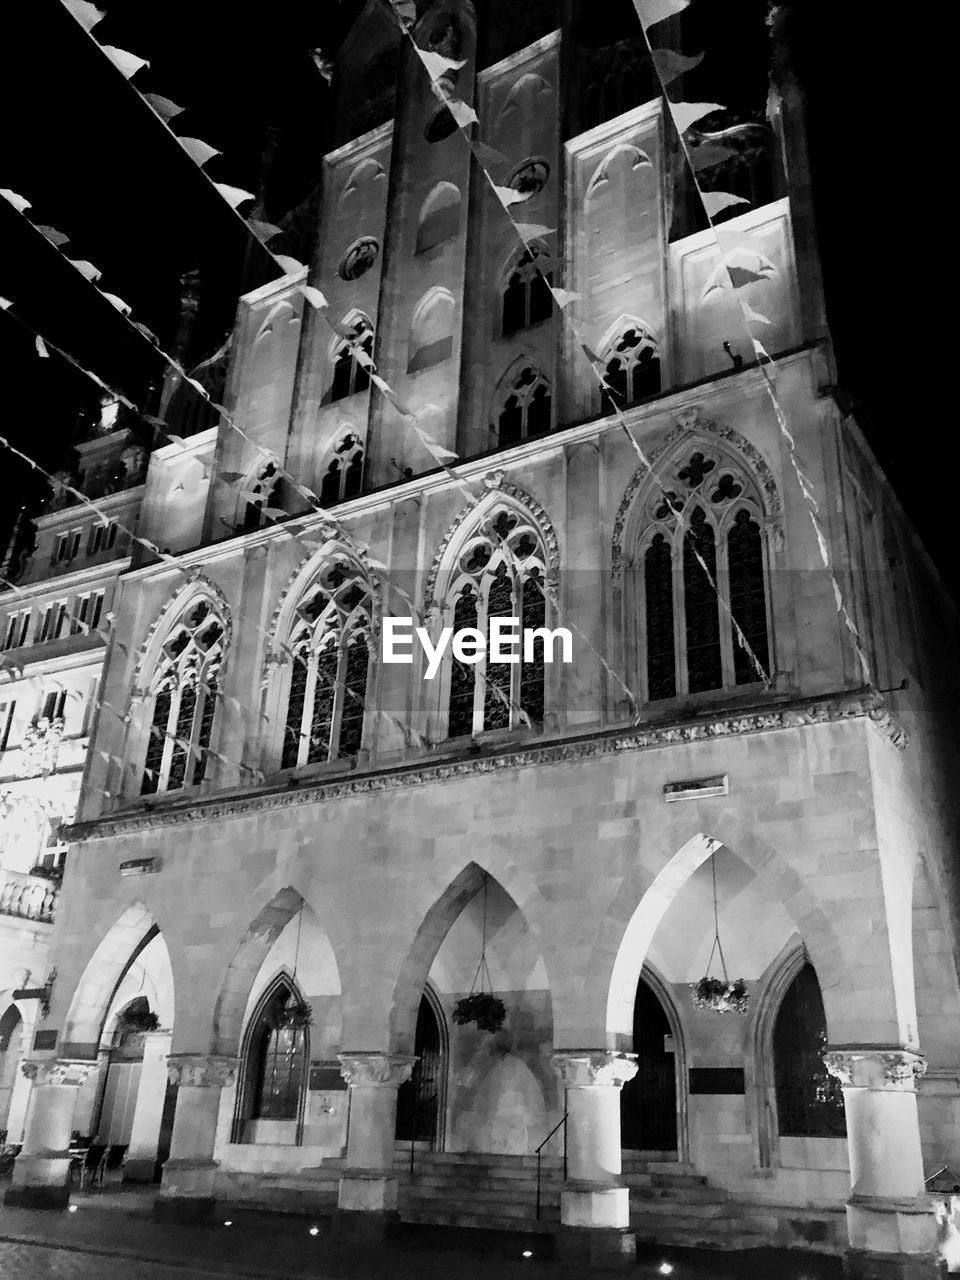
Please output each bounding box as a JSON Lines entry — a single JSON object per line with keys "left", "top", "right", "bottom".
{"left": 395, "top": 992, "right": 444, "bottom": 1144}
{"left": 621, "top": 975, "right": 678, "bottom": 1152}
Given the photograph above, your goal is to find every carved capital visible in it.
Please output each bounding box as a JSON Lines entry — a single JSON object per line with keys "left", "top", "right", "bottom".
{"left": 166, "top": 1053, "right": 238, "bottom": 1089}
{"left": 21, "top": 1058, "right": 97, "bottom": 1088}
{"left": 337, "top": 1052, "right": 417, "bottom": 1088}
{"left": 823, "top": 1047, "right": 927, "bottom": 1091}
{"left": 553, "top": 1051, "right": 638, "bottom": 1090}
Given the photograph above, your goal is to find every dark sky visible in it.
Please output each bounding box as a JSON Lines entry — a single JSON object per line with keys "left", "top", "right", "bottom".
{"left": 0, "top": 1, "right": 948, "bottom": 592}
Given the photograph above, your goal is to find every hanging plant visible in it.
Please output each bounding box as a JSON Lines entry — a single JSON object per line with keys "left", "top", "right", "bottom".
{"left": 690, "top": 853, "right": 750, "bottom": 1015}
{"left": 453, "top": 872, "right": 507, "bottom": 1034}
{"left": 691, "top": 976, "right": 749, "bottom": 1015}
{"left": 269, "top": 998, "right": 313, "bottom": 1031}
{"left": 453, "top": 992, "right": 506, "bottom": 1033}
{"left": 121, "top": 1007, "right": 161, "bottom": 1033}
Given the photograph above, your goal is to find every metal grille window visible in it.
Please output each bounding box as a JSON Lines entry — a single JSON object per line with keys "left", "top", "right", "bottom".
{"left": 636, "top": 448, "right": 770, "bottom": 701}
{"left": 140, "top": 599, "right": 225, "bottom": 795}
{"left": 444, "top": 507, "right": 548, "bottom": 738}
{"left": 281, "top": 562, "right": 372, "bottom": 769}
{"left": 773, "top": 964, "right": 846, "bottom": 1138}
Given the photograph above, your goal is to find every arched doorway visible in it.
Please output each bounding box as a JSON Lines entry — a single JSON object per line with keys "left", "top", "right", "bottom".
{"left": 0, "top": 1005, "right": 24, "bottom": 1138}
{"left": 621, "top": 973, "right": 678, "bottom": 1154}
{"left": 97, "top": 997, "right": 158, "bottom": 1145}
{"left": 396, "top": 988, "right": 446, "bottom": 1147}
{"left": 772, "top": 962, "right": 845, "bottom": 1139}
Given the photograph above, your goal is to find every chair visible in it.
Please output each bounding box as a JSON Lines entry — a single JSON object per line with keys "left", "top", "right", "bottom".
{"left": 101, "top": 1144, "right": 128, "bottom": 1187}
{"left": 77, "top": 1143, "right": 107, "bottom": 1189}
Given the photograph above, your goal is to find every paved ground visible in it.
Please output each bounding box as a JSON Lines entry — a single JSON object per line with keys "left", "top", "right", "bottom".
{"left": 0, "top": 1187, "right": 844, "bottom": 1279}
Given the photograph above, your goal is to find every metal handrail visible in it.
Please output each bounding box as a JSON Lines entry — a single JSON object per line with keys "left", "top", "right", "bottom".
{"left": 408, "top": 1091, "right": 438, "bottom": 1178}
{"left": 535, "top": 1111, "right": 567, "bottom": 1220}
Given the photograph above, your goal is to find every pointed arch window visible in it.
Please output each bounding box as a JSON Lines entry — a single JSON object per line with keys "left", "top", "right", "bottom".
{"left": 501, "top": 246, "right": 553, "bottom": 336}
{"left": 636, "top": 448, "right": 770, "bottom": 702}
{"left": 773, "top": 963, "right": 846, "bottom": 1138}
{"left": 416, "top": 182, "right": 461, "bottom": 254}
{"left": 281, "top": 561, "right": 372, "bottom": 769}
{"left": 494, "top": 365, "right": 552, "bottom": 447}
{"left": 601, "top": 324, "right": 660, "bottom": 412}
{"left": 243, "top": 979, "right": 309, "bottom": 1127}
{"left": 319, "top": 433, "right": 364, "bottom": 506}
{"left": 445, "top": 508, "right": 548, "bottom": 738}
{"left": 330, "top": 317, "right": 373, "bottom": 402}
{"left": 141, "top": 598, "right": 225, "bottom": 795}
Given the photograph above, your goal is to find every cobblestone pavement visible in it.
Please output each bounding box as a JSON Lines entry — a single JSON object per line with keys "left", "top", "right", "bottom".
{"left": 0, "top": 1191, "right": 843, "bottom": 1279}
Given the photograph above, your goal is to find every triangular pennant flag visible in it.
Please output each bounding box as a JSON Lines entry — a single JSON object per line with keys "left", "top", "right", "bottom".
{"left": 63, "top": 0, "right": 105, "bottom": 31}
{"left": 700, "top": 190, "right": 749, "bottom": 218}
{"left": 551, "top": 288, "right": 581, "bottom": 309}
{"left": 633, "top": 0, "right": 688, "bottom": 31}
{"left": 444, "top": 97, "right": 478, "bottom": 129}
{"left": 416, "top": 48, "right": 466, "bottom": 80}
{"left": 493, "top": 184, "right": 525, "bottom": 208}
{"left": 178, "top": 137, "right": 221, "bottom": 168}
{"left": 248, "top": 218, "right": 283, "bottom": 242}
{"left": 752, "top": 338, "right": 771, "bottom": 361}
{"left": 473, "top": 141, "right": 508, "bottom": 169}
{"left": 69, "top": 259, "right": 102, "bottom": 282}
{"left": 650, "top": 48, "right": 703, "bottom": 84}
{"left": 670, "top": 101, "right": 725, "bottom": 135}
{"left": 213, "top": 183, "right": 255, "bottom": 209}
{"left": 389, "top": 0, "right": 417, "bottom": 26}
{"left": 0, "top": 189, "right": 30, "bottom": 214}
{"left": 740, "top": 300, "right": 770, "bottom": 326}
{"left": 274, "top": 254, "right": 305, "bottom": 274}
{"left": 0, "top": 298, "right": 12, "bottom": 310}
{"left": 35, "top": 224, "right": 70, "bottom": 247}
{"left": 513, "top": 223, "right": 556, "bottom": 240}
{"left": 144, "top": 93, "right": 185, "bottom": 123}
{"left": 689, "top": 143, "right": 736, "bottom": 171}
{"left": 100, "top": 291, "right": 132, "bottom": 316}
{"left": 133, "top": 320, "right": 160, "bottom": 344}
{"left": 35, "top": 335, "right": 49, "bottom": 358}
{"left": 299, "top": 285, "right": 328, "bottom": 309}
{"left": 100, "top": 46, "right": 149, "bottom": 79}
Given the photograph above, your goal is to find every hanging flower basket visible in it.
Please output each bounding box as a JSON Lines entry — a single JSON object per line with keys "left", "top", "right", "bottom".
{"left": 691, "top": 976, "right": 749, "bottom": 1015}
{"left": 269, "top": 998, "right": 313, "bottom": 1031}
{"left": 452, "top": 992, "right": 506, "bottom": 1033}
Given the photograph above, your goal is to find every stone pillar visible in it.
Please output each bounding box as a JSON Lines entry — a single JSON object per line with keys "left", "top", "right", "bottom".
{"left": 5, "top": 1059, "right": 98, "bottom": 1209}
{"left": 335, "top": 1052, "right": 416, "bottom": 1239}
{"left": 825, "top": 1047, "right": 945, "bottom": 1280}
{"left": 553, "top": 1051, "right": 638, "bottom": 1269}
{"left": 153, "top": 1054, "right": 237, "bottom": 1223}
{"left": 124, "top": 1031, "right": 172, "bottom": 1183}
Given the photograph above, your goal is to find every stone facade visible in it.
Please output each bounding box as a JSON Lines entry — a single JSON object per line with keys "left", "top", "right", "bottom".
{"left": 7, "top": 3, "right": 960, "bottom": 1277}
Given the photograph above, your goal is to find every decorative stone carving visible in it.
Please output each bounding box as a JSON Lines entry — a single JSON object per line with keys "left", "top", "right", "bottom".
{"left": 823, "top": 1047, "right": 927, "bottom": 1091}
{"left": 165, "top": 1054, "right": 238, "bottom": 1089}
{"left": 133, "top": 576, "right": 233, "bottom": 696}
{"left": 17, "top": 717, "right": 65, "bottom": 779}
{"left": 553, "top": 1052, "right": 638, "bottom": 1090}
{"left": 21, "top": 1058, "right": 97, "bottom": 1087}
{"left": 337, "top": 1053, "right": 417, "bottom": 1089}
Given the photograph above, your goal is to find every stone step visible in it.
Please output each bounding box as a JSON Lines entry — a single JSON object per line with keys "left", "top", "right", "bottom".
{"left": 402, "top": 1186, "right": 559, "bottom": 1209}
{"left": 401, "top": 1206, "right": 559, "bottom": 1232}
{"left": 402, "top": 1173, "right": 562, "bottom": 1191}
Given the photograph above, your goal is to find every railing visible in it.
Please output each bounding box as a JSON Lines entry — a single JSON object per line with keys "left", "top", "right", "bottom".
{"left": 408, "top": 1092, "right": 438, "bottom": 1179}
{"left": 535, "top": 1111, "right": 567, "bottom": 1220}
{"left": 0, "top": 867, "right": 58, "bottom": 923}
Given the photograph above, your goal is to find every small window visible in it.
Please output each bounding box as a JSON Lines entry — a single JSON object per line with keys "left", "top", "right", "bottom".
{"left": 53, "top": 534, "right": 68, "bottom": 565}
{"left": 501, "top": 246, "right": 553, "bottom": 336}
{"left": 319, "top": 435, "right": 364, "bottom": 507}
{"left": 88, "top": 525, "right": 104, "bottom": 555}
{"left": 408, "top": 290, "right": 455, "bottom": 374}
{"left": 416, "top": 183, "right": 461, "bottom": 254}
{"left": 338, "top": 237, "right": 380, "bottom": 281}
{"left": 242, "top": 462, "right": 281, "bottom": 532}
{"left": 41, "top": 689, "right": 67, "bottom": 722}
{"left": 0, "top": 700, "right": 15, "bottom": 751}
{"left": 506, "top": 158, "right": 550, "bottom": 200}
{"left": 3, "top": 612, "right": 29, "bottom": 651}
{"left": 69, "top": 530, "right": 81, "bottom": 560}
{"left": 330, "top": 319, "right": 374, "bottom": 402}
{"left": 601, "top": 325, "right": 661, "bottom": 412}
{"left": 493, "top": 366, "right": 552, "bottom": 446}
{"left": 105, "top": 523, "right": 118, "bottom": 549}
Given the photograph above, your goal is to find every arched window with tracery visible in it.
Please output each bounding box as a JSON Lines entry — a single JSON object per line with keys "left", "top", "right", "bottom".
{"left": 330, "top": 317, "right": 373, "bottom": 402}
{"left": 444, "top": 507, "right": 548, "bottom": 738}
{"left": 140, "top": 598, "right": 225, "bottom": 795}
{"left": 773, "top": 963, "right": 846, "bottom": 1138}
{"left": 319, "top": 434, "right": 364, "bottom": 506}
{"left": 281, "top": 561, "right": 372, "bottom": 769}
{"left": 501, "top": 245, "right": 553, "bottom": 336}
{"left": 635, "top": 446, "right": 770, "bottom": 702}
{"left": 601, "top": 324, "right": 660, "bottom": 412}
{"left": 493, "top": 365, "right": 552, "bottom": 447}
{"left": 239, "top": 978, "right": 309, "bottom": 1134}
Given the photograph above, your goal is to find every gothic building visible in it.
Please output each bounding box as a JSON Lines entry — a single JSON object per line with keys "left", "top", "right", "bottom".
{"left": 5, "top": 2, "right": 959, "bottom": 1276}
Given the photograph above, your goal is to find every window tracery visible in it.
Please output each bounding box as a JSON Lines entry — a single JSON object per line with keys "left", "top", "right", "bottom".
{"left": 601, "top": 324, "right": 660, "bottom": 412}
{"left": 444, "top": 507, "right": 547, "bottom": 738}
{"left": 493, "top": 365, "right": 552, "bottom": 446}
{"left": 330, "top": 317, "right": 373, "bottom": 402}
{"left": 338, "top": 237, "right": 380, "bottom": 281}
{"left": 242, "top": 460, "right": 281, "bottom": 532}
{"left": 281, "top": 561, "right": 372, "bottom": 769}
{"left": 141, "top": 598, "right": 225, "bottom": 795}
{"left": 501, "top": 245, "right": 553, "bottom": 336}
{"left": 635, "top": 446, "right": 770, "bottom": 701}
{"left": 319, "top": 434, "right": 364, "bottom": 506}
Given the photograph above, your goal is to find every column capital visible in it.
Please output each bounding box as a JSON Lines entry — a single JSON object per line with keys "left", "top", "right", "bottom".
{"left": 166, "top": 1054, "right": 238, "bottom": 1089}
{"left": 823, "top": 1045, "right": 927, "bottom": 1090}
{"left": 553, "top": 1051, "right": 638, "bottom": 1089}
{"left": 337, "top": 1053, "right": 417, "bottom": 1088}
{"left": 20, "top": 1057, "right": 98, "bottom": 1087}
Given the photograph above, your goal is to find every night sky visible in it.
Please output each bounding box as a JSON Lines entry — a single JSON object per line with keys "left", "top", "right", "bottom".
{"left": 0, "top": 2, "right": 948, "bottom": 592}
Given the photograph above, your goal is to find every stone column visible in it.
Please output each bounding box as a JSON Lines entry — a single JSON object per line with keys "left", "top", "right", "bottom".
{"left": 5, "top": 1059, "right": 98, "bottom": 1209}
{"left": 335, "top": 1052, "right": 416, "bottom": 1239}
{"left": 124, "top": 1031, "right": 173, "bottom": 1183}
{"left": 154, "top": 1054, "right": 237, "bottom": 1223}
{"left": 553, "top": 1051, "right": 638, "bottom": 1269}
{"left": 824, "top": 1047, "right": 944, "bottom": 1279}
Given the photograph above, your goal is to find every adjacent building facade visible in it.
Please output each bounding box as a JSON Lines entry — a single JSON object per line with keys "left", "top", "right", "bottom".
{"left": 5, "top": 3, "right": 960, "bottom": 1276}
